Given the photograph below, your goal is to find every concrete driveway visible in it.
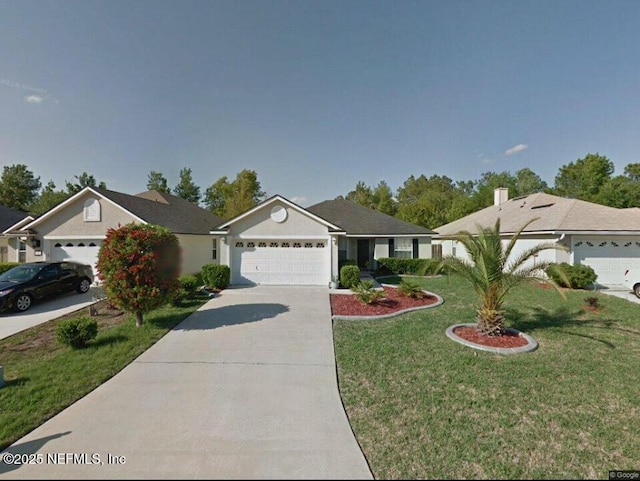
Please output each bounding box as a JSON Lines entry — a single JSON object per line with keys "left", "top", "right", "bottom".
{"left": 0, "top": 286, "right": 372, "bottom": 479}
{"left": 0, "top": 289, "right": 98, "bottom": 341}
{"left": 597, "top": 284, "right": 640, "bottom": 305}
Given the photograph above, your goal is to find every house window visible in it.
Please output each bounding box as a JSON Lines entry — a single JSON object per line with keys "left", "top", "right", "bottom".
{"left": 247, "top": 242, "right": 255, "bottom": 248}
{"left": 293, "top": 242, "right": 302, "bottom": 248}
{"left": 83, "top": 198, "right": 101, "bottom": 222}
{"left": 235, "top": 242, "right": 244, "bottom": 248}
{"left": 304, "top": 242, "right": 313, "bottom": 248}
{"left": 316, "top": 242, "right": 325, "bottom": 248}
{"left": 394, "top": 238, "right": 413, "bottom": 258}
{"left": 270, "top": 242, "right": 278, "bottom": 248}
{"left": 212, "top": 239, "right": 217, "bottom": 260}
{"left": 282, "top": 242, "right": 290, "bottom": 248}
{"left": 258, "top": 242, "right": 267, "bottom": 248}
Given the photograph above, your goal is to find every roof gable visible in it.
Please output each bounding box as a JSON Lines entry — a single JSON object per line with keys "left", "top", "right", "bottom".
{"left": 0, "top": 205, "right": 30, "bottom": 232}
{"left": 307, "top": 199, "right": 435, "bottom": 236}
{"left": 213, "top": 195, "right": 343, "bottom": 232}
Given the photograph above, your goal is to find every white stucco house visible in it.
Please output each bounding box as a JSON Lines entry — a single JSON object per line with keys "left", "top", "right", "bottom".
{"left": 434, "top": 188, "right": 640, "bottom": 285}
{"left": 211, "top": 195, "right": 435, "bottom": 285}
{"left": 5, "top": 187, "right": 224, "bottom": 276}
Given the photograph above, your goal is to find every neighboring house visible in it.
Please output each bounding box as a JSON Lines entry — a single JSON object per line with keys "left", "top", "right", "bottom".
{"left": 0, "top": 205, "right": 32, "bottom": 263}
{"left": 212, "top": 195, "right": 435, "bottom": 286}
{"left": 9, "top": 187, "right": 223, "bottom": 275}
{"left": 434, "top": 188, "right": 640, "bottom": 285}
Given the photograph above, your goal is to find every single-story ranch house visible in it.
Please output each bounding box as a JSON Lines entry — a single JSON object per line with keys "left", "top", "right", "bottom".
{"left": 5, "top": 187, "right": 223, "bottom": 275}
{"left": 434, "top": 188, "right": 640, "bottom": 285}
{"left": 212, "top": 195, "right": 435, "bottom": 285}
{"left": 6, "top": 188, "right": 435, "bottom": 286}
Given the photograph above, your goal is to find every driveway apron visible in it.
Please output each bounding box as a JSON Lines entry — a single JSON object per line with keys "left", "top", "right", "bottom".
{"left": 0, "top": 286, "right": 372, "bottom": 479}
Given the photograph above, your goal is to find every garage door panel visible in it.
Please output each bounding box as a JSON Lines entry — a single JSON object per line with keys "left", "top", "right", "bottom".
{"left": 50, "top": 240, "right": 102, "bottom": 277}
{"left": 232, "top": 239, "right": 329, "bottom": 285}
{"left": 574, "top": 238, "right": 640, "bottom": 285}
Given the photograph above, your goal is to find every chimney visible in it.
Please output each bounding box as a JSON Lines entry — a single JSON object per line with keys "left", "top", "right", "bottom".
{"left": 494, "top": 187, "right": 509, "bottom": 206}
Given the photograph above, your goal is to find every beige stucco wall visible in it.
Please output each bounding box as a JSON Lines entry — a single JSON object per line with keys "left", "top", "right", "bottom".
{"left": 226, "top": 200, "right": 329, "bottom": 239}
{"left": 418, "top": 237, "right": 432, "bottom": 259}
{"left": 175, "top": 234, "right": 217, "bottom": 275}
{"left": 34, "top": 191, "right": 139, "bottom": 238}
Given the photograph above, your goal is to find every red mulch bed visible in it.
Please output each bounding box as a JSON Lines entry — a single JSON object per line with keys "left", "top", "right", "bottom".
{"left": 330, "top": 286, "right": 439, "bottom": 317}
{"left": 454, "top": 326, "right": 528, "bottom": 348}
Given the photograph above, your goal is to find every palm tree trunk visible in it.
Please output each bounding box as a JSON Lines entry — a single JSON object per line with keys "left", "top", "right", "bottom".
{"left": 476, "top": 308, "right": 505, "bottom": 336}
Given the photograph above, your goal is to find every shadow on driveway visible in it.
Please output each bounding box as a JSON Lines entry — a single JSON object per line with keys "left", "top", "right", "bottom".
{"left": 172, "top": 303, "right": 290, "bottom": 331}
{"left": 0, "top": 431, "right": 72, "bottom": 475}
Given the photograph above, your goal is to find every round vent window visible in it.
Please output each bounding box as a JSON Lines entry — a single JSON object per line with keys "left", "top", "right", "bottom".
{"left": 270, "top": 206, "right": 287, "bottom": 223}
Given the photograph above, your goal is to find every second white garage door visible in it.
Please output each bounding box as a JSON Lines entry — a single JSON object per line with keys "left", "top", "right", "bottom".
{"left": 231, "top": 240, "right": 329, "bottom": 285}
{"left": 573, "top": 238, "right": 640, "bottom": 285}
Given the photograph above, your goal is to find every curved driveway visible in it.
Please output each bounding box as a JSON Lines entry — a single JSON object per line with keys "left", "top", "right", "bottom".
{"left": 0, "top": 286, "right": 372, "bottom": 479}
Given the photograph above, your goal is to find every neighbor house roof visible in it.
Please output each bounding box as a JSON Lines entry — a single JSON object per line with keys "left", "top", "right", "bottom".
{"left": 96, "top": 188, "right": 224, "bottom": 235}
{"left": 435, "top": 192, "right": 640, "bottom": 237}
{"left": 0, "top": 205, "right": 30, "bottom": 232}
{"left": 24, "top": 187, "right": 223, "bottom": 235}
{"left": 307, "top": 199, "right": 435, "bottom": 236}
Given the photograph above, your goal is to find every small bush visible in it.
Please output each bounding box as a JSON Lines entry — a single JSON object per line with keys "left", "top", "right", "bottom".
{"left": 547, "top": 262, "right": 597, "bottom": 289}
{"left": 0, "top": 262, "right": 19, "bottom": 275}
{"left": 339, "top": 258, "right": 357, "bottom": 271}
{"left": 56, "top": 317, "right": 98, "bottom": 349}
{"left": 172, "top": 275, "right": 201, "bottom": 306}
{"left": 376, "top": 258, "right": 429, "bottom": 275}
{"left": 397, "top": 279, "right": 425, "bottom": 298}
{"left": 202, "top": 264, "right": 230, "bottom": 289}
{"left": 340, "top": 265, "right": 361, "bottom": 289}
{"left": 352, "top": 280, "right": 384, "bottom": 305}
{"left": 584, "top": 296, "right": 601, "bottom": 308}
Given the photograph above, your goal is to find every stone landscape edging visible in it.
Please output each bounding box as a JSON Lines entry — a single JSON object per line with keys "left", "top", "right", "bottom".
{"left": 445, "top": 323, "right": 539, "bottom": 354}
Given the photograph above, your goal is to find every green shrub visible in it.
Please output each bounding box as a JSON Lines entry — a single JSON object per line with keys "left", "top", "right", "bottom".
{"left": 352, "top": 280, "right": 384, "bottom": 305}
{"left": 397, "top": 279, "right": 425, "bottom": 298}
{"left": 202, "top": 264, "right": 230, "bottom": 289}
{"left": 172, "top": 275, "right": 200, "bottom": 306}
{"left": 56, "top": 317, "right": 98, "bottom": 349}
{"left": 0, "top": 263, "right": 19, "bottom": 275}
{"left": 547, "top": 262, "right": 597, "bottom": 289}
{"left": 339, "top": 258, "right": 357, "bottom": 271}
{"left": 376, "top": 258, "right": 429, "bottom": 275}
{"left": 340, "top": 265, "right": 361, "bottom": 289}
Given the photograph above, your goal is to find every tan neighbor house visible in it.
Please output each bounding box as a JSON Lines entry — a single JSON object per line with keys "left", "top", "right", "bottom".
{"left": 0, "top": 205, "right": 32, "bottom": 263}
{"left": 434, "top": 188, "right": 640, "bottom": 285}
{"left": 11, "top": 187, "right": 223, "bottom": 276}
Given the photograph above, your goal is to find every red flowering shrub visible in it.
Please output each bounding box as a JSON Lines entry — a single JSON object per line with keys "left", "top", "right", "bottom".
{"left": 97, "top": 223, "right": 181, "bottom": 327}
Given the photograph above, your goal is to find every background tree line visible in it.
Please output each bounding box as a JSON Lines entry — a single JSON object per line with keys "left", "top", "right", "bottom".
{"left": 338, "top": 153, "right": 640, "bottom": 229}
{"left": 1, "top": 153, "right": 637, "bottom": 227}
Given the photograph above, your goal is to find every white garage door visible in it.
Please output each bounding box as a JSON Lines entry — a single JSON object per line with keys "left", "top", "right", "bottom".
{"left": 50, "top": 240, "right": 102, "bottom": 276}
{"left": 573, "top": 238, "right": 640, "bottom": 285}
{"left": 231, "top": 240, "right": 329, "bottom": 285}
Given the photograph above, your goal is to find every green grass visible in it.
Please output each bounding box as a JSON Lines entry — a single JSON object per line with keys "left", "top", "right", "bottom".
{"left": 334, "top": 275, "right": 640, "bottom": 479}
{"left": 0, "top": 296, "right": 207, "bottom": 451}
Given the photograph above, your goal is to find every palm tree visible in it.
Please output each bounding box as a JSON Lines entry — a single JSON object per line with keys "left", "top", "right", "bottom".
{"left": 437, "top": 218, "right": 567, "bottom": 336}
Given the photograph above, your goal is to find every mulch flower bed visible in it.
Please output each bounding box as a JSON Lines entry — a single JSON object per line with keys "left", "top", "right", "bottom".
{"left": 453, "top": 325, "right": 529, "bottom": 348}
{"left": 330, "top": 286, "right": 439, "bottom": 317}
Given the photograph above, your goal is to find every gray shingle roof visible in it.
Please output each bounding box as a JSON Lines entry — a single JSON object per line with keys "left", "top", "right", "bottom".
{"left": 95, "top": 189, "right": 224, "bottom": 235}
{"left": 435, "top": 192, "right": 640, "bottom": 236}
{"left": 307, "top": 199, "right": 435, "bottom": 235}
{"left": 0, "top": 204, "right": 29, "bottom": 232}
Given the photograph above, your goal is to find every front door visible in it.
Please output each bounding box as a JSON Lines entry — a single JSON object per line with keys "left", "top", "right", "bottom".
{"left": 357, "top": 239, "right": 370, "bottom": 269}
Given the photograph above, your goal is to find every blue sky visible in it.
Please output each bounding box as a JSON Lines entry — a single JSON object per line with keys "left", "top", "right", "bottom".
{"left": 2, "top": 0, "right": 639, "bottom": 206}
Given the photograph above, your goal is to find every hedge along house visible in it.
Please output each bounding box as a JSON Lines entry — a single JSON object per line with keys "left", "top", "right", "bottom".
{"left": 12, "top": 187, "right": 224, "bottom": 276}
{"left": 211, "top": 195, "right": 435, "bottom": 286}
{"left": 433, "top": 188, "right": 640, "bottom": 285}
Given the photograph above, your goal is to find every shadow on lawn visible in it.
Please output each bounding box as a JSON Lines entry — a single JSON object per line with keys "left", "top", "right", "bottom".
{"left": 506, "top": 305, "right": 638, "bottom": 347}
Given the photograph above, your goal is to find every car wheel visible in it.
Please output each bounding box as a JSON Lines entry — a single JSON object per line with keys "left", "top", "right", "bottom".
{"left": 634, "top": 284, "right": 640, "bottom": 299}
{"left": 77, "top": 278, "right": 92, "bottom": 294}
{"left": 15, "top": 293, "right": 32, "bottom": 312}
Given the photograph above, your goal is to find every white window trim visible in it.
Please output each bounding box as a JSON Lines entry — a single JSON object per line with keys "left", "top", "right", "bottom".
{"left": 83, "top": 198, "right": 101, "bottom": 222}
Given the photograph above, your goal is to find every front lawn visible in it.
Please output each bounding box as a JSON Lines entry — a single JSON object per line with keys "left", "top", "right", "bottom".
{"left": 0, "top": 296, "right": 207, "bottom": 451}
{"left": 333, "top": 275, "right": 640, "bottom": 479}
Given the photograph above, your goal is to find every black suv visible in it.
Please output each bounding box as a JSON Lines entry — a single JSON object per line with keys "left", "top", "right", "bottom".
{"left": 0, "top": 262, "right": 94, "bottom": 312}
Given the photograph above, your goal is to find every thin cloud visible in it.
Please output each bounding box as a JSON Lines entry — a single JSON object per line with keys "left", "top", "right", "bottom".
{"left": 481, "top": 157, "right": 495, "bottom": 165}
{"left": 505, "top": 144, "right": 528, "bottom": 156}
{"left": 290, "top": 196, "right": 308, "bottom": 205}
{"left": 24, "top": 95, "right": 44, "bottom": 104}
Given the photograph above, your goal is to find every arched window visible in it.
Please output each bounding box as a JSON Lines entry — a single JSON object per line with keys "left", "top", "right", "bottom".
{"left": 83, "top": 198, "right": 101, "bottom": 222}
{"left": 54, "top": 243, "right": 62, "bottom": 247}
{"left": 77, "top": 242, "right": 85, "bottom": 247}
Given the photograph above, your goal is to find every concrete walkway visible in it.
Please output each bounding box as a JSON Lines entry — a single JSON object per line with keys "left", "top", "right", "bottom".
{"left": 0, "top": 286, "right": 372, "bottom": 480}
